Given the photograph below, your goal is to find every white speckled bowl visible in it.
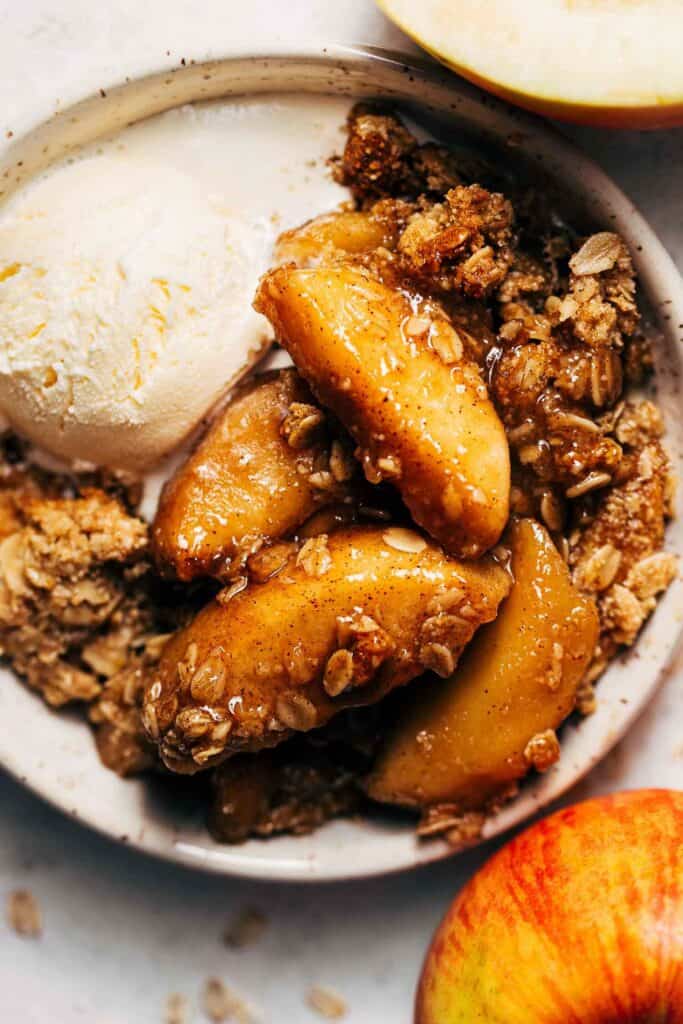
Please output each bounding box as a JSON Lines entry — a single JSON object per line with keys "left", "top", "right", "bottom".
{"left": 1, "top": 47, "right": 682, "bottom": 881}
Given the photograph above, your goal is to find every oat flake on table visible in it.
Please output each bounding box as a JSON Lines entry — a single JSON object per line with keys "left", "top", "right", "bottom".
{"left": 306, "top": 985, "right": 347, "bottom": 1020}
{"left": 6, "top": 888, "right": 42, "bottom": 938}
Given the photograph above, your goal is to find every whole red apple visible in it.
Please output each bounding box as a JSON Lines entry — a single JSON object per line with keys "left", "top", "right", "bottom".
{"left": 417, "top": 790, "right": 683, "bottom": 1023}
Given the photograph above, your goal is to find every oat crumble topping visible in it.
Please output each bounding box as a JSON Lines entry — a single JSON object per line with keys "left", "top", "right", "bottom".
{"left": 416, "top": 805, "right": 486, "bottom": 849}
{"left": 523, "top": 729, "right": 561, "bottom": 773}
{"left": 0, "top": 489, "right": 150, "bottom": 707}
{"left": 296, "top": 535, "right": 332, "bottom": 578}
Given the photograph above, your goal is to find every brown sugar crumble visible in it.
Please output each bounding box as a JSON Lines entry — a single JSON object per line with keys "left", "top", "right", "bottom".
{"left": 524, "top": 729, "right": 561, "bottom": 773}
{"left": 0, "top": 488, "right": 150, "bottom": 707}
{"left": 207, "top": 711, "right": 378, "bottom": 843}
{"left": 417, "top": 805, "right": 486, "bottom": 849}
{"left": 6, "top": 888, "right": 42, "bottom": 938}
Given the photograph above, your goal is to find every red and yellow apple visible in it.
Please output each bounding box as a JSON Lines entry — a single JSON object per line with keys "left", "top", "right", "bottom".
{"left": 377, "top": 0, "right": 683, "bottom": 128}
{"left": 417, "top": 790, "right": 683, "bottom": 1023}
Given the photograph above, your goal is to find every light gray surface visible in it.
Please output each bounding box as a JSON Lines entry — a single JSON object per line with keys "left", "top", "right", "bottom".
{"left": 1, "top": 2, "right": 683, "bottom": 1021}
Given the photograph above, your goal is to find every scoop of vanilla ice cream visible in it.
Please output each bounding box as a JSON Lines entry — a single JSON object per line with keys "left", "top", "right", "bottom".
{"left": 0, "top": 148, "right": 272, "bottom": 471}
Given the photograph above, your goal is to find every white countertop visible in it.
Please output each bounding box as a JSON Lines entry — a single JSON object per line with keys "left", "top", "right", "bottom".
{"left": 2, "top": 2, "right": 683, "bottom": 1021}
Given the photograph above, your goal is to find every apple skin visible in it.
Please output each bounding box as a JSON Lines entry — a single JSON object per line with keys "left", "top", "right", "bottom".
{"left": 448, "top": 70, "right": 683, "bottom": 130}
{"left": 417, "top": 790, "right": 683, "bottom": 1024}
{"left": 418, "top": 45, "right": 683, "bottom": 129}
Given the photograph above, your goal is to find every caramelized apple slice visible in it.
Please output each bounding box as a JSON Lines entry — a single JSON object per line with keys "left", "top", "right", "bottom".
{"left": 366, "top": 519, "right": 599, "bottom": 812}
{"left": 254, "top": 265, "right": 510, "bottom": 558}
{"left": 276, "top": 208, "right": 399, "bottom": 265}
{"left": 152, "top": 369, "right": 357, "bottom": 581}
{"left": 142, "top": 525, "right": 510, "bottom": 773}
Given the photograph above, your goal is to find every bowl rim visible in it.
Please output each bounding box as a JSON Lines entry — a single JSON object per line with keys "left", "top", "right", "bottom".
{"left": 2, "top": 43, "right": 682, "bottom": 881}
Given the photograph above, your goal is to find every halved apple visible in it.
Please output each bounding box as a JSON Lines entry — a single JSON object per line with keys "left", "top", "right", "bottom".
{"left": 377, "top": 0, "right": 683, "bottom": 128}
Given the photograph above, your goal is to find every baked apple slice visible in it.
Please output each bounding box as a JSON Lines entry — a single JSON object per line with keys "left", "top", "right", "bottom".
{"left": 142, "top": 525, "right": 510, "bottom": 773}
{"left": 276, "top": 207, "right": 401, "bottom": 265}
{"left": 366, "top": 518, "right": 599, "bottom": 813}
{"left": 152, "top": 369, "right": 358, "bottom": 581}
{"left": 255, "top": 265, "right": 510, "bottom": 558}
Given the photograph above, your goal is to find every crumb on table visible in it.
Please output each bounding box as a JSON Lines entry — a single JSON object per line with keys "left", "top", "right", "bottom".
{"left": 6, "top": 889, "right": 42, "bottom": 938}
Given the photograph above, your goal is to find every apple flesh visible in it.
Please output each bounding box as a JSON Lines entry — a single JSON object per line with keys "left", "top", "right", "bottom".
{"left": 377, "top": 0, "right": 683, "bottom": 128}
{"left": 417, "top": 789, "right": 683, "bottom": 1024}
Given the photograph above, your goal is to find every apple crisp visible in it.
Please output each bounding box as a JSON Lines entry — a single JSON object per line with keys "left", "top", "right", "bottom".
{"left": 1, "top": 105, "right": 676, "bottom": 844}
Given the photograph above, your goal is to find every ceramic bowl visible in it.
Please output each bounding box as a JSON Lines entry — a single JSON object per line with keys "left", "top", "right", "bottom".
{"left": 1, "top": 46, "right": 682, "bottom": 880}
